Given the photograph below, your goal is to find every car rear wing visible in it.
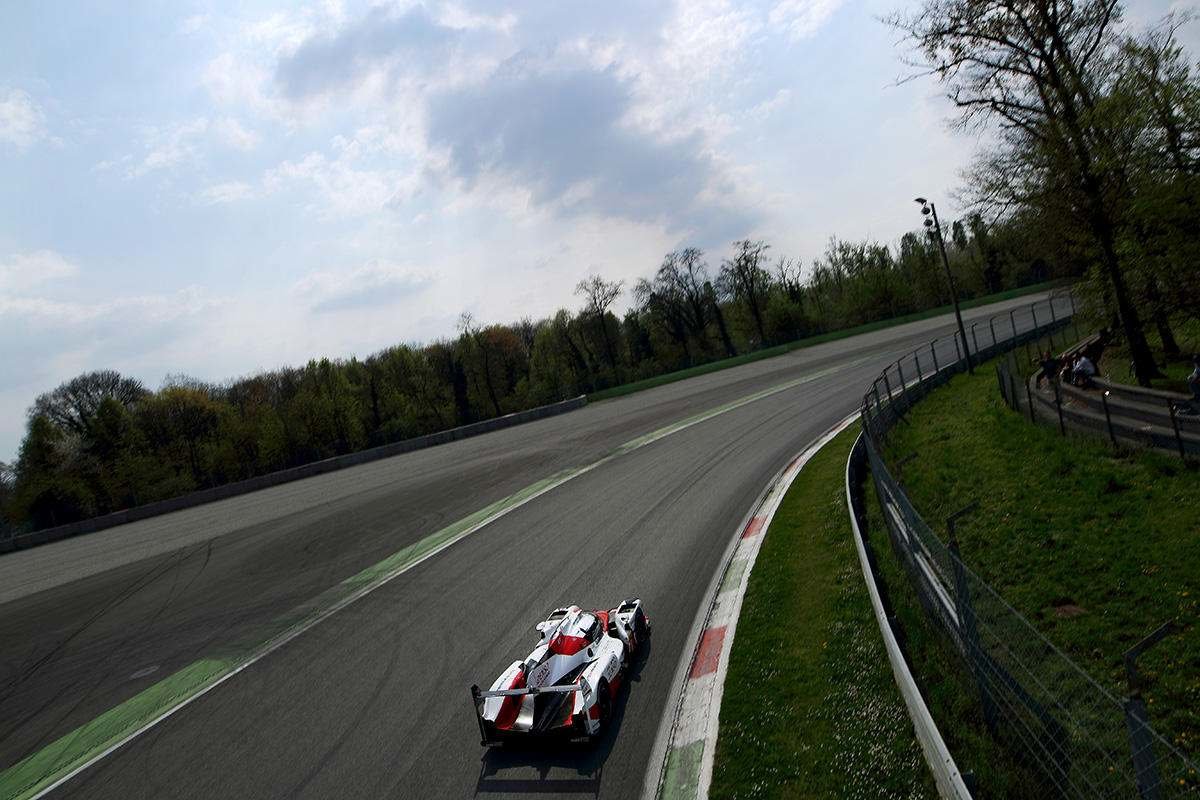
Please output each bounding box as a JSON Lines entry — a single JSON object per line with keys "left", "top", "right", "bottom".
{"left": 470, "top": 682, "right": 589, "bottom": 745}
{"left": 473, "top": 684, "right": 578, "bottom": 698}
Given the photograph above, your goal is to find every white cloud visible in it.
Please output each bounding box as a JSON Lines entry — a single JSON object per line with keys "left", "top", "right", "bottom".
{"left": 437, "top": 4, "right": 517, "bottom": 34}
{"left": 198, "top": 180, "right": 255, "bottom": 205}
{"left": 0, "top": 249, "right": 79, "bottom": 292}
{"left": 0, "top": 286, "right": 219, "bottom": 325}
{"left": 748, "top": 88, "right": 793, "bottom": 121}
{"left": 213, "top": 117, "right": 260, "bottom": 150}
{"left": 126, "top": 118, "right": 209, "bottom": 178}
{"left": 292, "top": 260, "right": 432, "bottom": 312}
{"left": 0, "top": 88, "right": 47, "bottom": 149}
{"left": 263, "top": 148, "right": 420, "bottom": 218}
{"left": 180, "top": 13, "right": 209, "bottom": 35}
{"left": 202, "top": 52, "right": 275, "bottom": 114}
{"left": 769, "top": 0, "right": 846, "bottom": 40}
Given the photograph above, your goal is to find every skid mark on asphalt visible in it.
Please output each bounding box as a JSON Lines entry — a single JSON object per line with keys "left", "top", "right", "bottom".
{"left": 0, "top": 357, "right": 872, "bottom": 800}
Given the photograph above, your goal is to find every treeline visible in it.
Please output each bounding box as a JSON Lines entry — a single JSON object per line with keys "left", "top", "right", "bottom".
{"left": 891, "top": 2, "right": 1200, "bottom": 385}
{"left": 2, "top": 225, "right": 1062, "bottom": 535}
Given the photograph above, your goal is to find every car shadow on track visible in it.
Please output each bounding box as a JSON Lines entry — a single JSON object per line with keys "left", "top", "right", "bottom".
{"left": 474, "top": 639, "right": 653, "bottom": 796}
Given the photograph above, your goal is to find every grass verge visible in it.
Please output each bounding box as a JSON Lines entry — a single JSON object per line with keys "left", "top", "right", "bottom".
{"left": 710, "top": 426, "right": 935, "bottom": 800}
{"left": 862, "top": 478, "right": 1043, "bottom": 797}
{"left": 589, "top": 280, "right": 1069, "bottom": 402}
{"left": 881, "top": 359, "right": 1200, "bottom": 765}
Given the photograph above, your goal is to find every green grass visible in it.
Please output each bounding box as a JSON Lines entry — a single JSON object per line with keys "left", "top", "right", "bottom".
{"left": 1099, "top": 318, "right": 1200, "bottom": 394}
{"left": 711, "top": 426, "right": 935, "bottom": 800}
{"left": 881, "top": 361, "right": 1200, "bottom": 766}
{"left": 862, "top": 479, "right": 1044, "bottom": 798}
{"left": 589, "top": 280, "right": 1070, "bottom": 402}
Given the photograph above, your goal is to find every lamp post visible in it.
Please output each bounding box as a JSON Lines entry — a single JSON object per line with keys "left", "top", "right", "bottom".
{"left": 916, "top": 197, "right": 973, "bottom": 375}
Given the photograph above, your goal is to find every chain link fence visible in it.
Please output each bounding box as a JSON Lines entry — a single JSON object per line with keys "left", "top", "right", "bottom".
{"left": 858, "top": 291, "right": 1199, "bottom": 798}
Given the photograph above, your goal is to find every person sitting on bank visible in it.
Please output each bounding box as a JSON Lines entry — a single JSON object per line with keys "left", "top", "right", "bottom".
{"left": 1073, "top": 354, "right": 1097, "bottom": 388}
{"left": 1036, "top": 350, "right": 1061, "bottom": 389}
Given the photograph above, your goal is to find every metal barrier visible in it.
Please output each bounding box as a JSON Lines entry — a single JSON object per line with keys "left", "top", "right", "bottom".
{"left": 0, "top": 395, "right": 588, "bottom": 555}
{"left": 857, "top": 291, "right": 1200, "bottom": 798}
{"left": 996, "top": 345, "right": 1200, "bottom": 460}
{"left": 846, "top": 434, "right": 972, "bottom": 799}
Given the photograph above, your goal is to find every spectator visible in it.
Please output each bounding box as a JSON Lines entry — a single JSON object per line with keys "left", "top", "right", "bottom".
{"left": 1073, "top": 354, "right": 1097, "bottom": 388}
{"left": 1036, "top": 350, "right": 1061, "bottom": 389}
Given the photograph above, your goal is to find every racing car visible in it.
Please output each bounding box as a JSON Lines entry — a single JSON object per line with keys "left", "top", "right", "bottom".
{"left": 471, "top": 598, "right": 650, "bottom": 744}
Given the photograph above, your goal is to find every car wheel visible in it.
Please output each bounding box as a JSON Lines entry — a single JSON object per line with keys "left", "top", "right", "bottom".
{"left": 595, "top": 680, "right": 612, "bottom": 733}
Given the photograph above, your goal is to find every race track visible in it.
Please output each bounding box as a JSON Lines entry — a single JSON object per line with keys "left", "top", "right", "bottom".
{"left": 0, "top": 293, "right": 1068, "bottom": 799}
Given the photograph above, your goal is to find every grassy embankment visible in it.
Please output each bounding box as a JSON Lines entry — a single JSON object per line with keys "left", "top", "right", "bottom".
{"left": 711, "top": 426, "right": 935, "bottom": 800}
{"left": 1098, "top": 318, "right": 1200, "bottom": 395}
{"left": 589, "top": 280, "right": 1069, "bottom": 402}
{"left": 876, "top": 359, "right": 1199, "bottom": 785}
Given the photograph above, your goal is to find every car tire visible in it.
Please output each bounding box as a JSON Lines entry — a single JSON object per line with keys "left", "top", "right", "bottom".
{"left": 595, "top": 680, "right": 612, "bottom": 735}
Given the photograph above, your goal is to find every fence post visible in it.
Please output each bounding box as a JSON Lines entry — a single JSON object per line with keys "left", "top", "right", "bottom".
{"left": 1009, "top": 367, "right": 1021, "bottom": 416}
{"left": 953, "top": 332, "right": 963, "bottom": 366}
{"left": 1101, "top": 390, "right": 1118, "bottom": 447}
{"left": 1123, "top": 622, "right": 1177, "bottom": 800}
{"left": 1025, "top": 381, "right": 1036, "bottom": 423}
{"left": 971, "top": 323, "right": 980, "bottom": 358}
{"left": 930, "top": 342, "right": 939, "bottom": 375}
{"left": 914, "top": 352, "right": 923, "bottom": 385}
{"left": 947, "top": 505, "right": 997, "bottom": 734}
{"left": 1031, "top": 304, "right": 1039, "bottom": 333}
{"left": 989, "top": 318, "right": 997, "bottom": 349}
{"left": 1049, "top": 298, "right": 1056, "bottom": 323}
{"left": 897, "top": 360, "right": 912, "bottom": 409}
{"left": 1168, "top": 402, "right": 1187, "bottom": 461}
{"left": 1069, "top": 291, "right": 1076, "bottom": 316}
{"left": 1053, "top": 379, "right": 1065, "bottom": 436}
{"left": 1010, "top": 309, "right": 1018, "bottom": 341}
{"left": 996, "top": 364, "right": 1006, "bottom": 406}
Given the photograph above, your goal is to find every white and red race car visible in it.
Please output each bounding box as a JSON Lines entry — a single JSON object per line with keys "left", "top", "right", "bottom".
{"left": 471, "top": 598, "right": 650, "bottom": 744}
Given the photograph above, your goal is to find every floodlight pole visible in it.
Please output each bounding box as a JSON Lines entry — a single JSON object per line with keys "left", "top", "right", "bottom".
{"left": 917, "top": 198, "right": 973, "bottom": 375}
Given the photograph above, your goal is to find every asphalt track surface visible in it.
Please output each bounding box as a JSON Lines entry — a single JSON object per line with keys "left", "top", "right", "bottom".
{"left": 0, "top": 293, "right": 1068, "bottom": 799}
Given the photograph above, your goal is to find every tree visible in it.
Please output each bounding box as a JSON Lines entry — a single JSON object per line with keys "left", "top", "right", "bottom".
{"left": 718, "top": 240, "right": 772, "bottom": 345}
{"left": 634, "top": 277, "right": 694, "bottom": 366}
{"left": 458, "top": 313, "right": 504, "bottom": 417}
{"left": 32, "top": 370, "right": 147, "bottom": 437}
{"left": 138, "top": 387, "right": 224, "bottom": 484}
{"left": 574, "top": 275, "right": 624, "bottom": 376}
{"left": 888, "top": 0, "right": 1162, "bottom": 384}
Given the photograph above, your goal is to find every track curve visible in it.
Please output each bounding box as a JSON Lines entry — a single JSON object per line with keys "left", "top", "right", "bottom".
{"left": 0, "top": 293, "right": 1067, "bottom": 799}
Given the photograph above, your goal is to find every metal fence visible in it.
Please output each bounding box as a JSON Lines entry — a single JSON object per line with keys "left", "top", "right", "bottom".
{"left": 995, "top": 340, "right": 1200, "bottom": 460}
{"left": 858, "top": 290, "right": 1199, "bottom": 798}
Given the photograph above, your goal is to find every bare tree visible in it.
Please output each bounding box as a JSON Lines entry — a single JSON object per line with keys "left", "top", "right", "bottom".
{"left": 574, "top": 275, "right": 624, "bottom": 374}
{"left": 718, "top": 240, "right": 772, "bottom": 345}
{"left": 31, "top": 370, "right": 148, "bottom": 436}
{"left": 634, "top": 277, "right": 694, "bottom": 365}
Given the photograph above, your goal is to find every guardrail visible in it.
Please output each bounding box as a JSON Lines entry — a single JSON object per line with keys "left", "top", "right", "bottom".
{"left": 0, "top": 395, "right": 587, "bottom": 555}
{"left": 846, "top": 435, "right": 972, "bottom": 799}
{"left": 855, "top": 291, "right": 1199, "bottom": 798}
{"left": 996, "top": 341, "right": 1200, "bottom": 459}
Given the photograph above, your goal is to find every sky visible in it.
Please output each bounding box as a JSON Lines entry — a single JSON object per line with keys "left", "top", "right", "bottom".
{"left": 1, "top": 0, "right": 1195, "bottom": 461}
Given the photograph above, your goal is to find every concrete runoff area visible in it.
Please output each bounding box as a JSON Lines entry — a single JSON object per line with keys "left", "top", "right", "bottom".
{"left": 0, "top": 293, "right": 1066, "bottom": 800}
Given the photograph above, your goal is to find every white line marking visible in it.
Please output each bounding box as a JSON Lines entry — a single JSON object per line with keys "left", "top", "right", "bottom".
{"left": 25, "top": 363, "right": 860, "bottom": 800}
{"left": 644, "top": 412, "right": 860, "bottom": 800}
